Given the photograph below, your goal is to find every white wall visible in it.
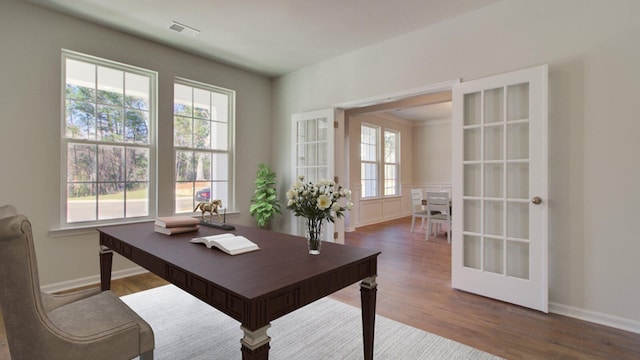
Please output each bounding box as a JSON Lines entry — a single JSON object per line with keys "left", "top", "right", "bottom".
{"left": 0, "top": 0, "right": 272, "bottom": 287}
{"left": 272, "top": 0, "right": 640, "bottom": 331}
{"left": 412, "top": 120, "right": 452, "bottom": 185}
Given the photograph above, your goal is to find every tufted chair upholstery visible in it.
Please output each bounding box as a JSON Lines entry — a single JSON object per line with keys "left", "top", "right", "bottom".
{"left": 0, "top": 205, "right": 154, "bottom": 360}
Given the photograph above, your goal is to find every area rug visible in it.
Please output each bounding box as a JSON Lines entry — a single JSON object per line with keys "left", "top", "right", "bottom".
{"left": 122, "top": 284, "right": 500, "bottom": 359}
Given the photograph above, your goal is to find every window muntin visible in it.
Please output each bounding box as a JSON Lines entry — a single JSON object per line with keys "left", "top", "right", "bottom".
{"left": 384, "top": 130, "right": 399, "bottom": 196}
{"left": 63, "top": 51, "right": 156, "bottom": 225}
{"left": 360, "top": 124, "right": 378, "bottom": 198}
{"left": 173, "top": 80, "right": 234, "bottom": 213}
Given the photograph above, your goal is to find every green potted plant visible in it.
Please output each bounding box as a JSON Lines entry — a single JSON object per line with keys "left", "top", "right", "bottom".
{"left": 250, "top": 164, "right": 282, "bottom": 228}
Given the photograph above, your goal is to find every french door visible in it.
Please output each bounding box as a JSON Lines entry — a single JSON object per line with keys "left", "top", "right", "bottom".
{"left": 291, "top": 109, "right": 336, "bottom": 241}
{"left": 451, "top": 65, "right": 549, "bottom": 312}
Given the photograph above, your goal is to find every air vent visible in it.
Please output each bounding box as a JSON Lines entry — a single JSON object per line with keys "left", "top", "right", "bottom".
{"left": 168, "top": 21, "right": 200, "bottom": 38}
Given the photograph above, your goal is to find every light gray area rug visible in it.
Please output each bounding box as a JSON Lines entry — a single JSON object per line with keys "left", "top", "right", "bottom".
{"left": 122, "top": 284, "right": 500, "bottom": 359}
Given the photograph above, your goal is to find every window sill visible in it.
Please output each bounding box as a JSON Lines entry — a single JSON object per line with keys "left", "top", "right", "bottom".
{"left": 360, "top": 195, "right": 402, "bottom": 202}
{"left": 49, "top": 218, "right": 155, "bottom": 238}
{"left": 49, "top": 210, "right": 241, "bottom": 238}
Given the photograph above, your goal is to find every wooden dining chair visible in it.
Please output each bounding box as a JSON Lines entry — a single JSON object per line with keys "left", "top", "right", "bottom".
{"left": 410, "top": 189, "right": 430, "bottom": 233}
{"left": 426, "top": 192, "right": 451, "bottom": 243}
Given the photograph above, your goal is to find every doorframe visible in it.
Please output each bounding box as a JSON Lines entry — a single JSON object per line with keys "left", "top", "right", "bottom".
{"left": 333, "top": 79, "right": 460, "bottom": 232}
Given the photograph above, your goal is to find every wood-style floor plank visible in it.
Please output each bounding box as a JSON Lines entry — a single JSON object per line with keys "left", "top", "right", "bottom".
{"left": 2, "top": 217, "right": 639, "bottom": 359}
{"left": 332, "top": 217, "right": 640, "bottom": 359}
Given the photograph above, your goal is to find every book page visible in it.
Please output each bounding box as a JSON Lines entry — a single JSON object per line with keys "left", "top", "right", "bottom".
{"left": 215, "top": 236, "right": 256, "bottom": 251}
{"left": 190, "top": 233, "right": 259, "bottom": 255}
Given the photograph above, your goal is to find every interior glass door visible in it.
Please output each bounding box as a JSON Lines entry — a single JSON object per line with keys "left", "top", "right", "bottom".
{"left": 452, "top": 65, "right": 548, "bottom": 312}
{"left": 291, "top": 109, "right": 335, "bottom": 240}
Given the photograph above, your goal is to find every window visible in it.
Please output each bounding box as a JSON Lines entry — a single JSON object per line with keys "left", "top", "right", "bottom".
{"left": 384, "top": 130, "right": 399, "bottom": 196}
{"left": 62, "top": 50, "right": 156, "bottom": 225}
{"left": 173, "top": 79, "right": 234, "bottom": 213}
{"left": 361, "top": 124, "right": 378, "bottom": 198}
{"left": 360, "top": 124, "right": 401, "bottom": 198}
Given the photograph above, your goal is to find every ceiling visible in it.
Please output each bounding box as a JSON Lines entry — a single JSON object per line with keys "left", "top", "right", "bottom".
{"left": 392, "top": 102, "right": 452, "bottom": 122}
{"left": 28, "top": 0, "right": 499, "bottom": 78}
{"left": 28, "top": 0, "right": 497, "bottom": 121}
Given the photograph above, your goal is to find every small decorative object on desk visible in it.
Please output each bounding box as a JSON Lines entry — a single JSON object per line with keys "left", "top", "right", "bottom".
{"left": 286, "top": 176, "right": 353, "bottom": 255}
{"left": 194, "top": 200, "right": 223, "bottom": 221}
{"left": 195, "top": 200, "right": 236, "bottom": 230}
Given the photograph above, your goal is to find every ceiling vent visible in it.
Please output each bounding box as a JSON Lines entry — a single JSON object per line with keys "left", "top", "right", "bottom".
{"left": 169, "top": 21, "right": 200, "bottom": 38}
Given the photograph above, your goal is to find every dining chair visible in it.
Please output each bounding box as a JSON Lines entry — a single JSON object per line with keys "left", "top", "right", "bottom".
{"left": 426, "top": 192, "right": 451, "bottom": 243}
{"left": 0, "top": 205, "right": 154, "bottom": 360}
{"left": 410, "top": 189, "right": 430, "bottom": 233}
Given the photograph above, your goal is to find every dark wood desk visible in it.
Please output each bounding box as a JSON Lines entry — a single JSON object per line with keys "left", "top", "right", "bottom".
{"left": 97, "top": 222, "right": 380, "bottom": 360}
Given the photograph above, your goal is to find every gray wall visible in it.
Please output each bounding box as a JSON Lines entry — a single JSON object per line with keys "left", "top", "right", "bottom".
{"left": 0, "top": 0, "right": 272, "bottom": 286}
{"left": 272, "top": 0, "right": 640, "bottom": 330}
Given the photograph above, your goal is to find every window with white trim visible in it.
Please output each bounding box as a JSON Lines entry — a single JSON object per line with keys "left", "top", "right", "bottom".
{"left": 360, "top": 124, "right": 379, "bottom": 198}
{"left": 173, "top": 79, "right": 234, "bottom": 213}
{"left": 384, "top": 129, "right": 400, "bottom": 196}
{"left": 62, "top": 50, "right": 156, "bottom": 225}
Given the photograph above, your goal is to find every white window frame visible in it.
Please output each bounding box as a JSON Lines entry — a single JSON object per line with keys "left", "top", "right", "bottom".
{"left": 383, "top": 129, "right": 400, "bottom": 196}
{"left": 173, "top": 78, "right": 235, "bottom": 213}
{"left": 60, "top": 49, "right": 157, "bottom": 228}
{"left": 360, "top": 123, "right": 379, "bottom": 198}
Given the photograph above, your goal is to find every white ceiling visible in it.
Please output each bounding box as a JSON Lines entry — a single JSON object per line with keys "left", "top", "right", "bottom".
{"left": 28, "top": 0, "right": 499, "bottom": 78}
{"left": 28, "top": 0, "right": 496, "bottom": 121}
{"left": 392, "top": 102, "right": 452, "bottom": 122}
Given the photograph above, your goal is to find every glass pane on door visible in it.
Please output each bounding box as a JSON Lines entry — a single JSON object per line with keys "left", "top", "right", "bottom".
{"left": 462, "top": 82, "right": 532, "bottom": 279}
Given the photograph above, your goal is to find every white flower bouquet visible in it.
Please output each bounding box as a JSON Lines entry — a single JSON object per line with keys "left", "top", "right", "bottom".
{"left": 286, "top": 176, "right": 353, "bottom": 223}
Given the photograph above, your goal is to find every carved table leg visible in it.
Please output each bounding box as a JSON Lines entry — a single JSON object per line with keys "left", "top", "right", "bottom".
{"left": 240, "top": 324, "right": 271, "bottom": 360}
{"left": 360, "top": 276, "right": 378, "bottom": 360}
{"left": 99, "top": 245, "right": 113, "bottom": 291}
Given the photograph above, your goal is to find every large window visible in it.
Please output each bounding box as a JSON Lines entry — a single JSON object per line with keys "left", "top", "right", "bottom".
{"left": 361, "top": 124, "right": 400, "bottom": 198}
{"left": 62, "top": 50, "right": 156, "bottom": 225}
{"left": 361, "top": 124, "right": 379, "bottom": 198}
{"left": 384, "top": 130, "right": 399, "bottom": 196}
{"left": 173, "top": 79, "right": 234, "bottom": 213}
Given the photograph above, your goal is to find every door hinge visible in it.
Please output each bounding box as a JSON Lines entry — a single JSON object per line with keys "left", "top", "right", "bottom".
{"left": 334, "top": 120, "right": 339, "bottom": 128}
{"left": 334, "top": 176, "right": 339, "bottom": 183}
{"left": 334, "top": 232, "right": 338, "bottom": 240}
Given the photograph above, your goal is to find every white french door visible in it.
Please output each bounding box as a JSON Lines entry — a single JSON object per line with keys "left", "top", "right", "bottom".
{"left": 291, "top": 108, "right": 336, "bottom": 241}
{"left": 451, "top": 65, "right": 549, "bottom": 312}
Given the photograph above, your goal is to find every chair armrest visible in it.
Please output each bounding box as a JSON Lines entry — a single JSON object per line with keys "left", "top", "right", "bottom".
{"left": 41, "top": 287, "right": 102, "bottom": 312}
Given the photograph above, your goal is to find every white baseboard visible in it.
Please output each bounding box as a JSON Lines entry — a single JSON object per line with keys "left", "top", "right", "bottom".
{"left": 40, "top": 267, "right": 148, "bottom": 293}
{"left": 550, "top": 301, "right": 640, "bottom": 334}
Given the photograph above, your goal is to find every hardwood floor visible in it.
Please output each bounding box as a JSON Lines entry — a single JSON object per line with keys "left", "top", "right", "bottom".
{"left": 333, "top": 217, "right": 640, "bottom": 359}
{"left": 1, "top": 217, "right": 639, "bottom": 359}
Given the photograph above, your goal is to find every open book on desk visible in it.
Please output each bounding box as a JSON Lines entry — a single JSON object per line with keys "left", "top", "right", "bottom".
{"left": 190, "top": 233, "right": 259, "bottom": 255}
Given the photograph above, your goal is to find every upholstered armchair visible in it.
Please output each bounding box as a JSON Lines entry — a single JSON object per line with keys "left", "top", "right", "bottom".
{"left": 0, "top": 205, "right": 154, "bottom": 360}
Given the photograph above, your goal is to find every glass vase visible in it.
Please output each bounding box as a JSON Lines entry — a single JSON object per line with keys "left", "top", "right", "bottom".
{"left": 306, "top": 218, "right": 324, "bottom": 255}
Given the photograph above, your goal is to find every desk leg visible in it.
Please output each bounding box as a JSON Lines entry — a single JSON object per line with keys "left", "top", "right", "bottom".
{"left": 360, "top": 276, "right": 378, "bottom": 360}
{"left": 240, "top": 324, "right": 271, "bottom": 360}
{"left": 99, "top": 245, "right": 113, "bottom": 291}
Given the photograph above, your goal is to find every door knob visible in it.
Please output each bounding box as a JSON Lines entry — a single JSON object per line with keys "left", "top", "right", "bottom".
{"left": 531, "top": 196, "right": 542, "bottom": 205}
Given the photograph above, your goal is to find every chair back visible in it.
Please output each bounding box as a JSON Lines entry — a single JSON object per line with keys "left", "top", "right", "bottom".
{"left": 0, "top": 211, "right": 51, "bottom": 358}
{"left": 426, "top": 192, "right": 450, "bottom": 213}
{"left": 410, "top": 189, "right": 424, "bottom": 212}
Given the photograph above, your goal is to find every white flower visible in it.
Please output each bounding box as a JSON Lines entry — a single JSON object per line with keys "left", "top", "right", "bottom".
{"left": 317, "top": 194, "right": 331, "bottom": 210}
{"left": 286, "top": 189, "right": 296, "bottom": 199}
{"left": 346, "top": 201, "right": 354, "bottom": 210}
{"left": 286, "top": 178, "right": 352, "bottom": 222}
